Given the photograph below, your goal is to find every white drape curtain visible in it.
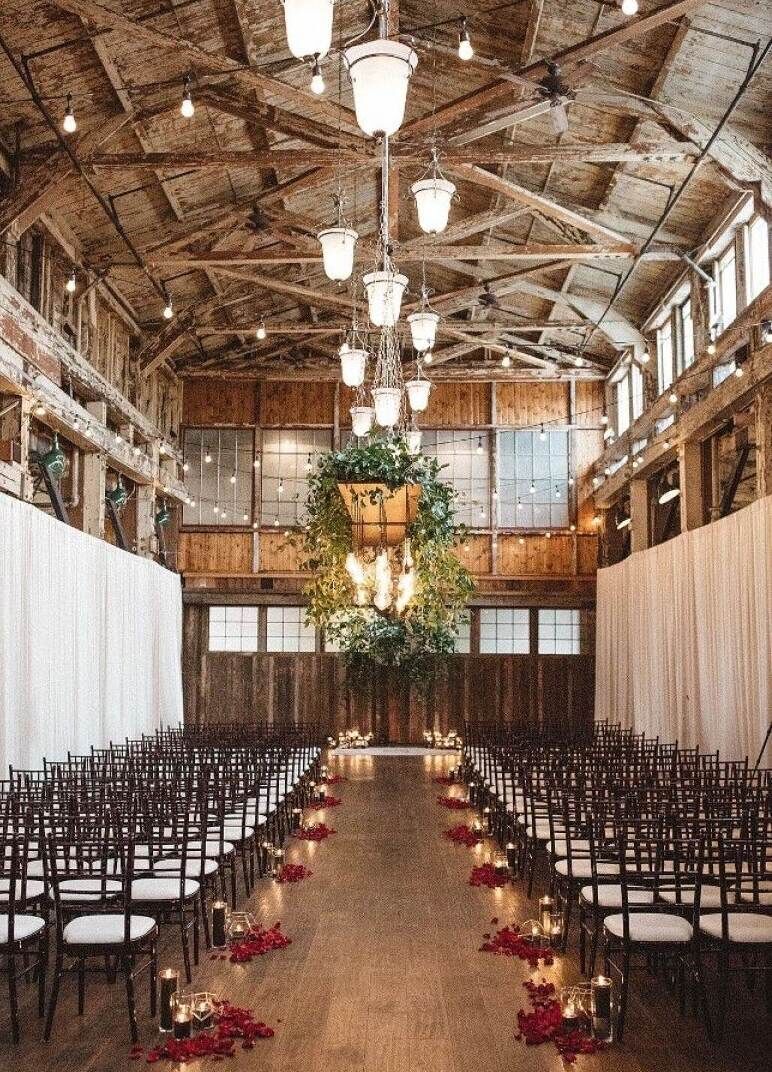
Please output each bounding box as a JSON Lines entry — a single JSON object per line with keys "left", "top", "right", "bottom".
{"left": 596, "top": 495, "right": 772, "bottom": 763}
{"left": 0, "top": 493, "right": 183, "bottom": 774}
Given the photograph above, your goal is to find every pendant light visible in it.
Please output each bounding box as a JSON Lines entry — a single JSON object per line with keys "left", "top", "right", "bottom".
{"left": 281, "top": 0, "right": 335, "bottom": 60}
{"left": 658, "top": 471, "right": 680, "bottom": 505}
{"left": 406, "top": 424, "right": 422, "bottom": 454}
{"left": 458, "top": 17, "right": 473, "bottom": 61}
{"left": 407, "top": 310, "right": 440, "bottom": 352}
{"left": 62, "top": 93, "right": 77, "bottom": 134}
{"left": 319, "top": 227, "right": 358, "bottom": 280}
{"left": 343, "top": 40, "right": 418, "bottom": 137}
{"left": 411, "top": 177, "right": 456, "bottom": 235}
{"left": 372, "top": 386, "right": 402, "bottom": 428}
{"left": 404, "top": 365, "right": 431, "bottom": 413}
{"left": 350, "top": 405, "right": 374, "bottom": 437}
{"left": 340, "top": 347, "right": 368, "bottom": 387}
{"left": 362, "top": 270, "right": 408, "bottom": 326}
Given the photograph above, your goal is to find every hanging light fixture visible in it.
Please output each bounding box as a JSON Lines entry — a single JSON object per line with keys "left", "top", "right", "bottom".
{"left": 372, "top": 386, "right": 402, "bottom": 428}
{"left": 411, "top": 151, "right": 456, "bottom": 235}
{"left": 162, "top": 292, "right": 174, "bottom": 320}
{"left": 310, "top": 54, "right": 326, "bottom": 95}
{"left": 62, "top": 93, "right": 77, "bottom": 134}
{"left": 281, "top": 0, "right": 335, "bottom": 60}
{"left": 351, "top": 405, "right": 374, "bottom": 437}
{"left": 319, "top": 226, "right": 357, "bottom": 280}
{"left": 406, "top": 421, "right": 422, "bottom": 455}
{"left": 658, "top": 471, "right": 680, "bottom": 505}
{"left": 65, "top": 270, "right": 77, "bottom": 294}
{"left": 180, "top": 75, "right": 195, "bottom": 118}
{"left": 407, "top": 309, "right": 440, "bottom": 353}
{"left": 457, "top": 17, "right": 473, "bottom": 61}
{"left": 404, "top": 364, "right": 432, "bottom": 413}
{"left": 343, "top": 40, "right": 418, "bottom": 137}
{"left": 340, "top": 346, "right": 368, "bottom": 387}
{"left": 362, "top": 269, "right": 408, "bottom": 326}
{"left": 256, "top": 319, "right": 267, "bottom": 340}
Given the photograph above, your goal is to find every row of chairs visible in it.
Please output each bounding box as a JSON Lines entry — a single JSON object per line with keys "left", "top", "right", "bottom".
{"left": 464, "top": 720, "right": 772, "bottom": 1042}
{"left": 0, "top": 721, "right": 323, "bottom": 1043}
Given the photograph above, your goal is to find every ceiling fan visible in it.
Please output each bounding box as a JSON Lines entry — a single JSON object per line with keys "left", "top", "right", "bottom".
{"left": 477, "top": 281, "right": 504, "bottom": 311}
{"left": 537, "top": 61, "right": 575, "bottom": 135}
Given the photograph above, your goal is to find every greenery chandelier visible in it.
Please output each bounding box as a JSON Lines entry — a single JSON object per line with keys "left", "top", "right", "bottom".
{"left": 303, "top": 435, "right": 473, "bottom": 683}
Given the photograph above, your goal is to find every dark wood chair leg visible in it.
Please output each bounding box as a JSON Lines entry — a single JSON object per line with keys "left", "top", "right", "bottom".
{"left": 200, "top": 891, "right": 211, "bottom": 948}
{"left": 37, "top": 932, "right": 48, "bottom": 1018}
{"left": 715, "top": 945, "right": 729, "bottom": 1042}
{"left": 122, "top": 955, "right": 139, "bottom": 1044}
{"left": 617, "top": 946, "right": 632, "bottom": 1042}
{"left": 44, "top": 953, "right": 64, "bottom": 1040}
{"left": 193, "top": 900, "right": 200, "bottom": 965}
{"left": 77, "top": 956, "right": 86, "bottom": 1015}
{"left": 7, "top": 951, "right": 20, "bottom": 1043}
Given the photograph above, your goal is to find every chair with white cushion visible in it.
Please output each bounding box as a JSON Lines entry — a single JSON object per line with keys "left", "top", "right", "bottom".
{"left": 44, "top": 832, "right": 158, "bottom": 1044}
{"left": 0, "top": 837, "right": 47, "bottom": 1042}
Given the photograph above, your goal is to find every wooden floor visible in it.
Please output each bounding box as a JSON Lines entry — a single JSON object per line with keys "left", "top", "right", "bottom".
{"left": 2, "top": 752, "right": 770, "bottom": 1071}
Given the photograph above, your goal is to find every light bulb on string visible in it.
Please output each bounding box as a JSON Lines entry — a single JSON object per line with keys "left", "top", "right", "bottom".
{"left": 253, "top": 456, "right": 261, "bottom": 469}
{"left": 180, "top": 75, "right": 195, "bottom": 118}
{"left": 310, "top": 55, "right": 325, "bottom": 95}
{"left": 204, "top": 451, "right": 212, "bottom": 464}
{"left": 62, "top": 93, "right": 77, "bottom": 134}
{"left": 458, "top": 17, "right": 473, "bottom": 61}
{"left": 273, "top": 516, "right": 280, "bottom": 527}
{"left": 529, "top": 480, "right": 535, "bottom": 494}
{"left": 476, "top": 436, "right": 483, "bottom": 455}
{"left": 229, "top": 471, "right": 236, "bottom": 485}
{"left": 213, "top": 504, "right": 219, "bottom": 515}
{"left": 162, "top": 294, "right": 174, "bottom": 320}
{"left": 501, "top": 352, "right": 511, "bottom": 368}
{"left": 555, "top": 486, "right": 561, "bottom": 499}
{"left": 539, "top": 423, "right": 546, "bottom": 441}
{"left": 256, "top": 320, "right": 267, "bottom": 340}
{"left": 277, "top": 478, "right": 284, "bottom": 496}
{"left": 65, "top": 270, "right": 77, "bottom": 294}
{"left": 305, "top": 453, "right": 313, "bottom": 473}
{"left": 621, "top": 0, "right": 639, "bottom": 14}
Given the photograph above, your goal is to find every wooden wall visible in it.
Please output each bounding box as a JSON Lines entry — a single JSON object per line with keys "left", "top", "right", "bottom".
{"left": 183, "top": 605, "right": 594, "bottom": 743}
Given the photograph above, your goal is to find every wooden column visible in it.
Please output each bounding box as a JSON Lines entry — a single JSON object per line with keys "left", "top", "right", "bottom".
{"left": 629, "top": 477, "right": 650, "bottom": 553}
{"left": 19, "top": 395, "right": 33, "bottom": 501}
{"left": 136, "top": 442, "right": 157, "bottom": 557}
{"left": 755, "top": 381, "right": 772, "bottom": 499}
{"left": 679, "top": 439, "right": 704, "bottom": 531}
{"left": 82, "top": 401, "right": 107, "bottom": 537}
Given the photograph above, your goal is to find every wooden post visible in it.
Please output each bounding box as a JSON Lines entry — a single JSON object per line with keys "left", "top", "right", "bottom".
{"left": 678, "top": 439, "right": 704, "bottom": 531}
{"left": 136, "top": 441, "right": 157, "bottom": 557}
{"left": 19, "top": 395, "right": 33, "bottom": 501}
{"left": 629, "top": 477, "right": 650, "bottom": 553}
{"left": 755, "top": 381, "right": 772, "bottom": 499}
{"left": 82, "top": 400, "right": 107, "bottom": 537}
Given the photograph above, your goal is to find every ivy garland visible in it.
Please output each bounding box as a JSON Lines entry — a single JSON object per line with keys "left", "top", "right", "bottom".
{"left": 303, "top": 436, "right": 474, "bottom": 684}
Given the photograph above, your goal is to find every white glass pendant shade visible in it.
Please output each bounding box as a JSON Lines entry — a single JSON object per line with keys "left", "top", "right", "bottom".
{"left": 343, "top": 40, "right": 418, "bottom": 137}
{"left": 362, "top": 270, "right": 408, "bottom": 327}
{"left": 411, "top": 178, "right": 456, "bottom": 234}
{"left": 318, "top": 227, "right": 358, "bottom": 281}
{"left": 406, "top": 428, "right": 422, "bottom": 454}
{"left": 407, "top": 310, "right": 439, "bottom": 352}
{"left": 405, "top": 378, "right": 431, "bottom": 413}
{"left": 281, "top": 0, "right": 335, "bottom": 59}
{"left": 350, "top": 405, "right": 374, "bottom": 437}
{"left": 372, "top": 386, "right": 402, "bottom": 428}
{"left": 340, "top": 347, "right": 368, "bottom": 388}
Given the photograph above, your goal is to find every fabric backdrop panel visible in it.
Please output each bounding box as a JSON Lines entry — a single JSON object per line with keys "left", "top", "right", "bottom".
{"left": 0, "top": 494, "right": 183, "bottom": 774}
{"left": 596, "top": 495, "right": 771, "bottom": 762}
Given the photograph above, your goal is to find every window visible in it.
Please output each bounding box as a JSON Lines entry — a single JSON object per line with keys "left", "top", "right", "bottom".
{"left": 712, "top": 359, "right": 736, "bottom": 388}
{"left": 631, "top": 364, "right": 644, "bottom": 420}
{"left": 208, "top": 606, "right": 258, "bottom": 653}
{"left": 657, "top": 320, "right": 673, "bottom": 393}
{"left": 261, "top": 429, "right": 332, "bottom": 527}
{"left": 498, "top": 429, "right": 569, "bottom": 529}
{"left": 678, "top": 298, "right": 694, "bottom": 371}
{"left": 714, "top": 245, "right": 737, "bottom": 330}
{"left": 266, "top": 606, "right": 316, "bottom": 652}
{"left": 422, "top": 430, "right": 490, "bottom": 527}
{"left": 479, "top": 608, "right": 529, "bottom": 654}
{"left": 183, "top": 428, "right": 253, "bottom": 526}
{"left": 615, "top": 374, "right": 631, "bottom": 434}
{"left": 453, "top": 615, "right": 471, "bottom": 654}
{"left": 538, "top": 609, "right": 580, "bottom": 654}
{"left": 746, "top": 216, "right": 770, "bottom": 301}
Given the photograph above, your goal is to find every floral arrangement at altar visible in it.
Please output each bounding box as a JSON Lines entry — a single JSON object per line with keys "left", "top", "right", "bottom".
{"left": 303, "top": 435, "right": 473, "bottom": 683}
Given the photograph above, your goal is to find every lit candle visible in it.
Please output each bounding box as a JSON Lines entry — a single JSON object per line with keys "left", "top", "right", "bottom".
{"left": 468, "top": 781, "right": 477, "bottom": 805}
{"left": 272, "top": 848, "right": 285, "bottom": 878}
{"left": 158, "top": 968, "right": 178, "bottom": 1032}
{"left": 229, "top": 918, "right": 248, "bottom": 940}
{"left": 591, "top": 975, "right": 614, "bottom": 1041}
{"left": 173, "top": 1004, "right": 192, "bottom": 1039}
{"left": 193, "top": 997, "right": 213, "bottom": 1031}
{"left": 482, "top": 806, "right": 492, "bottom": 834}
{"left": 212, "top": 900, "right": 227, "bottom": 948}
{"left": 539, "top": 894, "right": 555, "bottom": 935}
{"left": 506, "top": 841, "right": 517, "bottom": 870}
{"left": 291, "top": 807, "right": 302, "bottom": 832}
{"left": 493, "top": 852, "right": 508, "bottom": 874}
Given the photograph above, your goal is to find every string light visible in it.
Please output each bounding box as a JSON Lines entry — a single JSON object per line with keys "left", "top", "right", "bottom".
{"left": 256, "top": 320, "right": 267, "bottom": 340}
{"left": 65, "top": 270, "right": 77, "bottom": 294}
{"left": 180, "top": 75, "right": 195, "bottom": 118}
{"left": 273, "top": 516, "right": 280, "bottom": 526}
{"left": 621, "top": 0, "right": 639, "bottom": 14}
{"left": 62, "top": 93, "right": 77, "bottom": 133}
{"left": 182, "top": 461, "right": 189, "bottom": 472}
{"left": 253, "top": 456, "right": 261, "bottom": 469}
{"left": 476, "top": 436, "right": 483, "bottom": 455}
{"left": 243, "top": 512, "right": 249, "bottom": 522}
{"left": 162, "top": 294, "right": 174, "bottom": 320}
{"left": 277, "top": 478, "right": 284, "bottom": 495}
{"left": 34, "top": 401, "right": 46, "bottom": 416}
{"left": 310, "top": 54, "right": 325, "bottom": 95}
{"left": 213, "top": 504, "right": 219, "bottom": 515}
{"left": 501, "top": 352, "right": 511, "bottom": 369}
{"left": 539, "top": 423, "right": 546, "bottom": 441}
{"left": 133, "top": 445, "right": 141, "bottom": 456}
{"left": 204, "top": 450, "right": 212, "bottom": 463}
{"left": 554, "top": 485, "right": 561, "bottom": 498}
{"left": 305, "top": 453, "right": 313, "bottom": 472}
{"left": 229, "top": 470, "right": 237, "bottom": 484}
{"left": 529, "top": 480, "right": 535, "bottom": 494}
{"left": 668, "top": 391, "right": 678, "bottom": 404}
{"left": 423, "top": 351, "right": 433, "bottom": 364}
{"left": 458, "top": 17, "right": 473, "bottom": 61}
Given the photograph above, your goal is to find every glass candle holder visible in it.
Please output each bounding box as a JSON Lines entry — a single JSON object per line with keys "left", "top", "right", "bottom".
{"left": 493, "top": 851, "right": 509, "bottom": 875}
{"left": 173, "top": 1003, "right": 193, "bottom": 1040}
{"left": 193, "top": 994, "right": 214, "bottom": 1031}
{"left": 291, "top": 807, "right": 302, "bottom": 832}
{"left": 272, "top": 847, "right": 285, "bottom": 878}
{"left": 482, "top": 806, "right": 492, "bottom": 834}
{"left": 591, "top": 975, "right": 614, "bottom": 1041}
{"left": 560, "top": 985, "right": 592, "bottom": 1030}
{"left": 468, "top": 781, "right": 477, "bottom": 805}
{"left": 505, "top": 841, "right": 517, "bottom": 870}
{"left": 158, "top": 968, "right": 179, "bottom": 1032}
{"left": 538, "top": 894, "right": 556, "bottom": 936}
{"left": 212, "top": 900, "right": 227, "bottom": 948}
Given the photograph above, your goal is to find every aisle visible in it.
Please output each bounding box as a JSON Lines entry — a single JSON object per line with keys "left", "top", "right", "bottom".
{"left": 2, "top": 752, "right": 769, "bottom": 1071}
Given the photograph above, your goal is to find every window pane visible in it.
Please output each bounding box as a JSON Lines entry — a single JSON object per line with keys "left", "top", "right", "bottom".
{"left": 657, "top": 322, "right": 673, "bottom": 393}
{"left": 478, "top": 608, "right": 529, "bottom": 653}
{"left": 616, "top": 375, "right": 630, "bottom": 434}
{"left": 208, "top": 605, "right": 258, "bottom": 652}
{"left": 453, "top": 616, "right": 471, "bottom": 654}
{"left": 265, "top": 606, "right": 316, "bottom": 652}
{"left": 631, "top": 364, "right": 644, "bottom": 419}
{"left": 718, "top": 247, "right": 737, "bottom": 329}
{"left": 422, "top": 430, "right": 490, "bottom": 527}
{"left": 538, "top": 608, "right": 580, "bottom": 654}
{"left": 679, "top": 299, "right": 694, "bottom": 369}
{"left": 498, "top": 430, "right": 569, "bottom": 529}
{"left": 183, "top": 429, "right": 254, "bottom": 526}
{"left": 260, "top": 430, "right": 332, "bottom": 527}
{"left": 747, "top": 217, "right": 770, "bottom": 301}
